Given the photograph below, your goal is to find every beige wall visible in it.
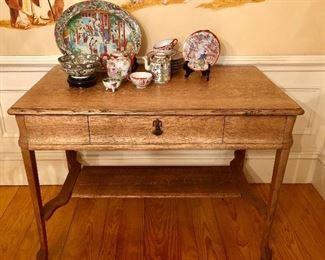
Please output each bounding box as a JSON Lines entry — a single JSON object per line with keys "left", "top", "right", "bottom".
{"left": 0, "top": 0, "right": 324, "bottom": 56}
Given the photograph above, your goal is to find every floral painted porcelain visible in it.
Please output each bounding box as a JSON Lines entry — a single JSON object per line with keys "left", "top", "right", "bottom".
{"left": 58, "top": 53, "right": 100, "bottom": 78}
{"left": 129, "top": 72, "right": 153, "bottom": 89}
{"left": 183, "top": 30, "right": 220, "bottom": 71}
{"left": 154, "top": 38, "right": 178, "bottom": 51}
{"left": 55, "top": 0, "right": 141, "bottom": 70}
{"left": 142, "top": 52, "right": 171, "bottom": 84}
{"left": 102, "top": 77, "right": 121, "bottom": 92}
{"left": 106, "top": 52, "right": 131, "bottom": 81}
{"left": 153, "top": 38, "right": 178, "bottom": 56}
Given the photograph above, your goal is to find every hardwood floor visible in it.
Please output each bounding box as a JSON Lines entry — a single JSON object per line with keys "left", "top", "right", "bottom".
{"left": 0, "top": 185, "right": 324, "bottom": 259}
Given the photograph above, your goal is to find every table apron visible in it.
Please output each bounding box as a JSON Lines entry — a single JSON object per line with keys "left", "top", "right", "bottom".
{"left": 15, "top": 115, "right": 296, "bottom": 150}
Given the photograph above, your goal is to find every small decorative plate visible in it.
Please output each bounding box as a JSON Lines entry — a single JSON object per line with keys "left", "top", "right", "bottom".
{"left": 183, "top": 30, "right": 220, "bottom": 71}
{"left": 55, "top": 0, "right": 142, "bottom": 70}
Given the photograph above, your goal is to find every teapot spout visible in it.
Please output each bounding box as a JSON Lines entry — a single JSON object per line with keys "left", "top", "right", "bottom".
{"left": 141, "top": 56, "right": 150, "bottom": 71}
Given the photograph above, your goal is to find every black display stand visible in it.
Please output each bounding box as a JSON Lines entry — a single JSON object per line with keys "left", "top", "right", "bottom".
{"left": 183, "top": 61, "right": 211, "bottom": 81}
{"left": 67, "top": 75, "right": 97, "bottom": 88}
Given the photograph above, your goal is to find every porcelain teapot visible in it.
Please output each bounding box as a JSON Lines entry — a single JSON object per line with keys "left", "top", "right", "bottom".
{"left": 142, "top": 52, "right": 171, "bottom": 84}
{"left": 106, "top": 52, "right": 131, "bottom": 83}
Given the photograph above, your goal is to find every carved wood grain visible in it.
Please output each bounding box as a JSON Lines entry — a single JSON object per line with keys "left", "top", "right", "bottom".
{"left": 89, "top": 116, "right": 224, "bottom": 145}
{"left": 224, "top": 116, "right": 287, "bottom": 144}
{"left": 282, "top": 116, "right": 296, "bottom": 145}
{"left": 8, "top": 66, "right": 304, "bottom": 116}
{"left": 24, "top": 143, "right": 290, "bottom": 151}
{"left": 24, "top": 116, "right": 89, "bottom": 145}
{"left": 15, "top": 116, "right": 28, "bottom": 149}
{"left": 72, "top": 166, "right": 241, "bottom": 198}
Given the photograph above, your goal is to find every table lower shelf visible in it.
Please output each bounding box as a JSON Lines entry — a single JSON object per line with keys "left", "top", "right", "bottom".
{"left": 72, "top": 166, "right": 244, "bottom": 198}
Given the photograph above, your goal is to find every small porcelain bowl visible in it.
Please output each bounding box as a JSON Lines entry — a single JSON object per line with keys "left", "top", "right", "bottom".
{"left": 58, "top": 54, "right": 100, "bottom": 79}
{"left": 129, "top": 72, "right": 153, "bottom": 89}
{"left": 102, "top": 78, "right": 121, "bottom": 92}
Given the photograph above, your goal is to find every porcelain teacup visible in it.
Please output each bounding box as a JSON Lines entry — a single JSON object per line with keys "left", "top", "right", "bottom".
{"left": 153, "top": 38, "right": 178, "bottom": 51}
{"left": 129, "top": 72, "right": 153, "bottom": 89}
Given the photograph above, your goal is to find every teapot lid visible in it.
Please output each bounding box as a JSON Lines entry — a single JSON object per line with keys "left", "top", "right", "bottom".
{"left": 111, "top": 51, "right": 124, "bottom": 57}
{"left": 153, "top": 52, "right": 168, "bottom": 57}
{"left": 111, "top": 51, "right": 131, "bottom": 58}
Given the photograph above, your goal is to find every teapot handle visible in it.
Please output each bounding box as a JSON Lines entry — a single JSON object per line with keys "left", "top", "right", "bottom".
{"left": 172, "top": 38, "right": 178, "bottom": 47}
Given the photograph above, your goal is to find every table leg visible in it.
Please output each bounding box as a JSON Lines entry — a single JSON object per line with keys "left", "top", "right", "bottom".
{"left": 43, "top": 150, "right": 81, "bottom": 220}
{"left": 261, "top": 148, "right": 290, "bottom": 260}
{"left": 21, "top": 149, "right": 48, "bottom": 260}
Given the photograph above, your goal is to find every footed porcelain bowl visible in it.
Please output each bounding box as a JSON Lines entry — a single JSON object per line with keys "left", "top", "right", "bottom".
{"left": 58, "top": 54, "right": 100, "bottom": 79}
{"left": 102, "top": 78, "right": 121, "bottom": 93}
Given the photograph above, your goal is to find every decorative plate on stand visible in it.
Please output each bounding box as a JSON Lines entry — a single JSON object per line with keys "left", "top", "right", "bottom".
{"left": 183, "top": 30, "right": 220, "bottom": 71}
{"left": 55, "top": 0, "right": 142, "bottom": 70}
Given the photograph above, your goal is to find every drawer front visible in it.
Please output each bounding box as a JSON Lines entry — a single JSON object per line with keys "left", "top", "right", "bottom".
{"left": 24, "top": 116, "right": 89, "bottom": 145}
{"left": 89, "top": 116, "right": 224, "bottom": 145}
{"left": 224, "top": 116, "right": 286, "bottom": 144}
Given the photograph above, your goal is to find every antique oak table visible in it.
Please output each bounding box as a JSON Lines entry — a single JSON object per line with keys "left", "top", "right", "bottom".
{"left": 8, "top": 65, "right": 303, "bottom": 259}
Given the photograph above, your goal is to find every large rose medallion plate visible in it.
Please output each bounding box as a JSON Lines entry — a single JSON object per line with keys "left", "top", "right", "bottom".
{"left": 183, "top": 30, "right": 220, "bottom": 71}
{"left": 55, "top": 0, "right": 142, "bottom": 70}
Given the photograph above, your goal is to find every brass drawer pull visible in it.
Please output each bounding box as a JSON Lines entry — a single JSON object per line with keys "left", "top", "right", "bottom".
{"left": 152, "top": 119, "right": 163, "bottom": 136}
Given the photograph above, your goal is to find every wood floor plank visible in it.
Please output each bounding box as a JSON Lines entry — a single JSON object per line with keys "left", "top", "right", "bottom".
{"left": 291, "top": 185, "right": 325, "bottom": 235}
{"left": 115, "top": 199, "right": 144, "bottom": 260}
{"left": 0, "top": 187, "right": 37, "bottom": 258}
{"left": 177, "top": 199, "right": 200, "bottom": 260}
{"left": 1, "top": 184, "right": 324, "bottom": 259}
{"left": 96, "top": 198, "right": 124, "bottom": 260}
{"left": 189, "top": 198, "right": 227, "bottom": 259}
{"left": 60, "top": 198, "right": 109, "bottom": 260}
{"left": 277, "top": 185, "right": 325, "bottom": 259}
{"left": 14, "top": 186, "right": 60, "bottom": 260}
{"left": 0, "top": 186, "right": 19, "bottom": 218}
{"left": 46, "top": 197, "right": 78, "bottom": 260}
{"left": 144, "top": 199, "right": 181, "bottom": 260}
{"left": 256, "top": 185, "right": 313, "bottom": 259}
{"left": 212, "top": 197, "right": 263, "bottom": 259}
{"left": 302, "top": 185, "right": 325, "bottom": 215}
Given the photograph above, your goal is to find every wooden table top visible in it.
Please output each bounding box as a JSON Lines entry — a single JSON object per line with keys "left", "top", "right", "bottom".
{"left": 8, "top": 65, "right": 303, "bottom": 116}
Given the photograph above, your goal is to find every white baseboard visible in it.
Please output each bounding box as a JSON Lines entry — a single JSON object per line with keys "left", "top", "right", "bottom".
{"left": 0, "top": 150, "right": 319, "bottom": 185}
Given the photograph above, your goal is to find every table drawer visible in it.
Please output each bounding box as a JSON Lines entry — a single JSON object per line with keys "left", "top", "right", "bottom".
{"left": 24, "top": 116, "right": 89, "bottom": 145}
{"left": 89, "top": 116, "right": 224, "bottom": 145}
{"left": 224, "top": 116, "right": 286, "bottom": 144}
